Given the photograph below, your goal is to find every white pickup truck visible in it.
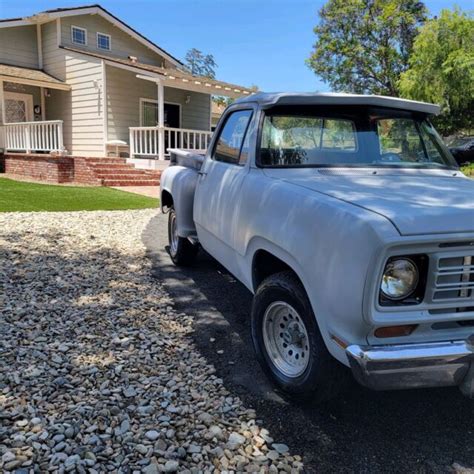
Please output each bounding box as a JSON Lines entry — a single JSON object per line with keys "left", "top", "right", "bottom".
{"left": 160, "top": 92, "right": 474, "bottom": 401}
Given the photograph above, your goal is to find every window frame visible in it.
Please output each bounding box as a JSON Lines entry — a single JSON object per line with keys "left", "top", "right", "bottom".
{"left": 96, "top": 32, "right": 111, "bottom": 51}
{"left": 139, "top": 98, "right": 182, "bottom": 127}
{"left": 71, "top": 25, "right": 87, "bottom": 46}
{"left": 211, "top": 108, "right": 254, "bottom": 166}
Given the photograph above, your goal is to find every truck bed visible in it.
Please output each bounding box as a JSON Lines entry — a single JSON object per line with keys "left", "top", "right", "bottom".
{"left": 168, "top": 149, "right": 205, "bottom": 170}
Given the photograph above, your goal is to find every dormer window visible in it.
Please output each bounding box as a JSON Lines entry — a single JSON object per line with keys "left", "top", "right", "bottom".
{"left": 71, "top": 26, "right": 87, "bottom": 45}
{"left": 97, "top": 32, "right": 111, "bottom": 51}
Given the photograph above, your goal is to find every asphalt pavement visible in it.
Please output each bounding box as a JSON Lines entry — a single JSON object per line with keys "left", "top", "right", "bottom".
{"left": 143, "top": 212, "right": 474, "bottom": 474}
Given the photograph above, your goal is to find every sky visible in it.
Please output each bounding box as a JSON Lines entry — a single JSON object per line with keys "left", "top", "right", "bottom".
{"left": 0, "top": 0, "right": 471, "bottom": 92}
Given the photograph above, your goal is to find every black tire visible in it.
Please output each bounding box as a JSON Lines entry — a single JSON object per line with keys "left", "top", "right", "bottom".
{"left": 167, "top": 208, "right": 198, "bottom": 266}
{"left": 251, "top": 271, "right": 346, "bottom": 402}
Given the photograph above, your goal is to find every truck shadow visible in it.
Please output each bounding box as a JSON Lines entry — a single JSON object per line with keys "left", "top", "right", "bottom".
{"left": 143, "top": 214, "right": 474, "bottom": 473}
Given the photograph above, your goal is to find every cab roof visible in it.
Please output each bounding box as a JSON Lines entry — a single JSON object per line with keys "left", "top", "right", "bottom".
{"left": 235, "top": 92, "right": 440, "bottom": 115}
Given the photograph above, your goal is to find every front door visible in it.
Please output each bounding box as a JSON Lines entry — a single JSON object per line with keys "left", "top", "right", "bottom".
{"left": 164, "top": 103, "right": 180, "bottom": 149}
{"left": 164, "top": 103, "right": 180, "bottom": 128}
{"left": 4, "top": 92, "right": 33, "bottom": 123}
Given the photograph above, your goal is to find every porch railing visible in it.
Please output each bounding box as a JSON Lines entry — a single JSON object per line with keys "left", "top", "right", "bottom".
{"left": 2, "top": 120, "right": 64, "bottom": 153}
{"left": 129, "top": 126, "right": 212, "bottom": 159}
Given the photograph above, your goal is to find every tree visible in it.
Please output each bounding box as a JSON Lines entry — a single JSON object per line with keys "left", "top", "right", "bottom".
{"left": 306, "top": 0, "right": 427, "bottom": 95}
{"left": 213, "top": 85, "right": 259, "bottom": 109}
{"left": 398, "top": 9, "right": 474, "bottom": 134}
{"left": 184, "top": 48, "right": 217, "bottom": 78}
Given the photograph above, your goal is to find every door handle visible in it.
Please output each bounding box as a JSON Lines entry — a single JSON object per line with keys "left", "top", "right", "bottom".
{"left": 198, "top": 171, "right": 208, "bottom": 177}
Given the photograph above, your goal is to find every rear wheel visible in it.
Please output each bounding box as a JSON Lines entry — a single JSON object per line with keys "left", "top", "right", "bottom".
{"left": 251, "top": 271, "right": 346, "bottom": 402}
{"left": 168, "top": 208, "right": 198, "bottom": 266}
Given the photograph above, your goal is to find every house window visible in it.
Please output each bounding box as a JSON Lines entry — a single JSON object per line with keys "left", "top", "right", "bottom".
{"left": 71, "top": 26, "right": 87, "bottom": 45}
{"left": 97, "top": 32, "right": 111, "bottom": 50}
{"left": 141, "top": 100, "right": 158, "bottom": 127}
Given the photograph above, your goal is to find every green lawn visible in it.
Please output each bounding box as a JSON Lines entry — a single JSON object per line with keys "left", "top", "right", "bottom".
{"left": 0, "top": 178, "right": 159, "bottom": 212}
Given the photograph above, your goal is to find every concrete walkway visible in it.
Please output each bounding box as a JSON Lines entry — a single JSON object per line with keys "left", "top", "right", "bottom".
{"left": 112, "top": 186, "right": 159, "bottom": 198}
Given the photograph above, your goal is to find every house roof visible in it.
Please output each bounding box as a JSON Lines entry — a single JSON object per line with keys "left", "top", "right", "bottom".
{"left": 0, "top": 64, "right": 71, "bottom": 91}
{"left": 0, "top": 4, "right": 183, "bottom": 68}
{"left": 236, "top": 92, "right": 440, "bottom": 115}
{"left": 61, "top": 46, "right": 253, "bottom": 98}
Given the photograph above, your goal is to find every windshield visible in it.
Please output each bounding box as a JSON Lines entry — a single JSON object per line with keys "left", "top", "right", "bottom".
{"left": 259, "top": 105, "right": 457, "bottom": 170}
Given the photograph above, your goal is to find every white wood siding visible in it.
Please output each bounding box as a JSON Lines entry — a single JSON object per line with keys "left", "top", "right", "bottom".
{"left": 42, "top": 21, "right": 104, "bottom": 156}
{"left": 0, "top": 25, "right": 39, "bottom": 69}
{"left": 60, "top": 15, "right": 171, "bottom": 67}
{"left": 105, "top": 65, "right": 211, "bottom": 143}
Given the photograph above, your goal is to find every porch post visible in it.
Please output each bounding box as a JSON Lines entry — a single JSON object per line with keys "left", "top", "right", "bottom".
{"left": 40, "top": 87, "right": 46, "bottom": 121}
{"left": 157, "top": 80, "right": 165, "bottom": 160}
{"left": 0, "top": 79, "right": 5, "bottom": 125}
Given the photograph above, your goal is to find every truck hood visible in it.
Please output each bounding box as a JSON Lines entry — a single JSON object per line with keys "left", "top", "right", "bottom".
{"left": 264, "top": 168, "right": 474, "bottom": 236}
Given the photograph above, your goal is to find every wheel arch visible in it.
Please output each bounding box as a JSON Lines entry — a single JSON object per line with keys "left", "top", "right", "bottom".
{"left": 248, "top": 238, "right": 309, "bottom": 295}
{"left": 248, "top": 241, "right": 348, "bottom": 366}
{"left": 161, "top": 189, "right": 173, "bottom": 211}
{"left": 159, "top": 166, "right": 198, "bottom": 238}
{"left": 252, "top": 249, "right": 304, "bottom": 291}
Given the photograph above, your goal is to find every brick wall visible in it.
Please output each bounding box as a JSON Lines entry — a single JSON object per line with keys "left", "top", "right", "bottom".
{"left": 0, "top": 154, "right": 100, "bottom": 185}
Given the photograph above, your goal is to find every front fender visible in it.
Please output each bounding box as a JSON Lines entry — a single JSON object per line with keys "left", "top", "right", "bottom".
{"left": 160, "top": 165, "right": 198, "bottom": 238}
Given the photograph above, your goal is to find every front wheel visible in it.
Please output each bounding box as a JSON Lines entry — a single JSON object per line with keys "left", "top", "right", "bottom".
{"left": 251, "top": 271, "right": 346, "bottom": 402}
{"left": 167, "top": 208, "right": 198, "bottom": 266}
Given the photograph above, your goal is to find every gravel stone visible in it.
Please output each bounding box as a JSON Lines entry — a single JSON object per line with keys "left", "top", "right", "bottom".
{"left": 145, "top": 430, "right": 160, "bottom": 441}
{"left": 163, "top": 460, "right": 180, "bottom": 472}
{"left": 0, "top": 210, "right": 301, "bottom": 473}
{"left": 272, "top": 443, "right": 290, "bottom": 454}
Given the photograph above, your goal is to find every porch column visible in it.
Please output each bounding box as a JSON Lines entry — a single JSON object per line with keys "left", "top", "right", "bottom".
{"left": 0, "top": 79, "right": 5, "bottom": 124}
{"left": 157, "top": 80, "right": 165, "bottom": 160}
{"left": 40, "top": 87, "right": 46, "bottom": 121}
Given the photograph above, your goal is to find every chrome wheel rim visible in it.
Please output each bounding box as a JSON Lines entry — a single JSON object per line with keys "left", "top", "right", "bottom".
{"left": 262, "top": 301, "right": 310, "bottom": 378}
{"left": 169, "top": 211, "right": 178, "bottom": 256}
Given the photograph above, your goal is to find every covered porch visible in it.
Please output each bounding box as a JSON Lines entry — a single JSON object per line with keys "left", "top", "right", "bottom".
{"left": 0, "top": 64, "right": 70, "bottom": 154}
{"left": 102, "top": 57, "right": 251, "bottom": 168}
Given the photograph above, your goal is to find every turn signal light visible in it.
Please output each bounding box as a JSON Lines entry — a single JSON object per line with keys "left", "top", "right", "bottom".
{"left": 374, "top": 325, "right": 418, "bottom": 338}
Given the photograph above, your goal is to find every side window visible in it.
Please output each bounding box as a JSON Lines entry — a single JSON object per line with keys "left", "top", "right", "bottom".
{"left": 377, "top": 118, "right": 424, "bottom": 161}
{"left": 97, "top": 32, "right": 111, "bottom": 51}
{"left": 213, "top": 110, "right": 253, "bottom": 164}
{"left": 71, "top": 26, "right": 87, "bottom": 46}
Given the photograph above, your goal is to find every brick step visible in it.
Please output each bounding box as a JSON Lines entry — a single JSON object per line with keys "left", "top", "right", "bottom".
{"left": 96, "top": 172, "right": 159, "bottom": 179}
{"left": 89, "top": 164, "right": 137, "bottom": 171}
{"left": 94, "top": 169, "right": 155, "bottom": 178}
{"left": 102, "top": 179, "right": 161, "bottom": 186}
{"left": 85, "top": 158, "right": 128, "bottom": 164}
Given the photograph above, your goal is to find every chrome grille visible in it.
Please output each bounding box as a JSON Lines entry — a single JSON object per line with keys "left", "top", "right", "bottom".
{"left": 433, "top": 255, "right": 474, "bottom": 301}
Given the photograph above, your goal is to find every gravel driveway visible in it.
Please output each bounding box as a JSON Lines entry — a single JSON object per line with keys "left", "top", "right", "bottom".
{"left": 0, "top": 210, "right": 301, "bottom": 473}
{"left": 144, "top": 213, "right": 474, "bottom": 474}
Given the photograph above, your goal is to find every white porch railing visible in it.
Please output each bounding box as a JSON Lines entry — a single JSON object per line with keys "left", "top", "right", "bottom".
{"left": 129, "top": 126, "right": 212, "bottom": 159}
{"left": 2, "top": 120, "right": 64, "bottom": 153}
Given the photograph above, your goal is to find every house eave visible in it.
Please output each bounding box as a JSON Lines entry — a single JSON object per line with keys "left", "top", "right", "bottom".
{"left": 0, "top": 75, "right": 71, "bottom": 91}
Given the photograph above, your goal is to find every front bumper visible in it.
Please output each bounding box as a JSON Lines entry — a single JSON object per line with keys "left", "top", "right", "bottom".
{"left": 346, "top": 335, "right": 474, "bottom": 397}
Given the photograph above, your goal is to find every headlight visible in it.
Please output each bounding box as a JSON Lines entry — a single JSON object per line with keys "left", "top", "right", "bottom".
{"left": 381, "top": 258, "right": 419, "bottom": 300}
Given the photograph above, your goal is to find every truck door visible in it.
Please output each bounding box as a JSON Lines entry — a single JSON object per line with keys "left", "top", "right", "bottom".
{"left": 194, "top": 108, "right": 254, "bottom": 276}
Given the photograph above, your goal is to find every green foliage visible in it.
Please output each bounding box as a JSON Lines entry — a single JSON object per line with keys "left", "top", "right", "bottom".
{"left": 307, "top": 0, "right": 427, "bottom": 95}
{"left": 0, "top": 178, "right": 158, "bottom": 212}
{"left": 461, "top": 163, "right": 474, "bottom": 177}
{"left": 398, "top": 9, "right": 474, "bottom": 135}
{"left": 212, "top": 96, "right": 234, "bottom": 108}
{"left": 184, "top": 48, "right": 217, "bottom": 79}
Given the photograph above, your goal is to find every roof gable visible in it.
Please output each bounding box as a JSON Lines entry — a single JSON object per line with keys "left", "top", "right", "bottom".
{"left": 0, "top": 4, "right": 183, "bottom": 67}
